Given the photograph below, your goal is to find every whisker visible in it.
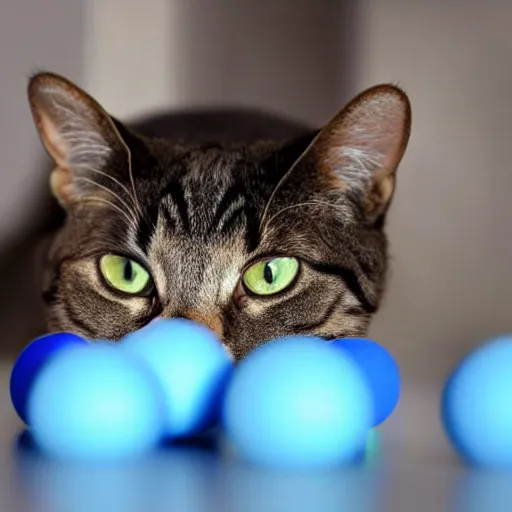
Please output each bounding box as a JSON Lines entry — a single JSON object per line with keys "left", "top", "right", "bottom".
{"left": 77, "top": 196, "right": 139, "bottom": 233}
{"left": 141, "top": 203, "right": 157, "bottom": 232}
{"left": 86, "top": 167, "right": 139, "bottom": 210}
{"left": 259, "top": 132, "right": 320, "bottom": 232}
{"left": 261, "top": 200, "right": 350, "bottom": 235}
{"left": 105, "top": 118, "right": 144, "bottom": 225}
{"left": 89, "top": 163, "right": 156, "bottom": 235}
{"left": 73, "top": 177, "right": 139, "bottom": 222}
{"left": 126, "top": 148, "right": 141, "bottom": 214}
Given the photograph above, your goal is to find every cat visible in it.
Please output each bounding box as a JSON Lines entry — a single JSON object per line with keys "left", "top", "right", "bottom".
{"left": 2, "top": 71, "right": 411, "bottom": 361}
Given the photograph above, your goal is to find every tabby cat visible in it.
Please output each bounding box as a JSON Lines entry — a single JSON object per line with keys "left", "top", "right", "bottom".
{"left": 23, "top": 72, "right": 411, "bottom": 361}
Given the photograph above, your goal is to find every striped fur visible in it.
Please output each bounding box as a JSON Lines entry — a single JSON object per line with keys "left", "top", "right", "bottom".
{"left": 28, "top": 73, "right": 411, "bottom": 360}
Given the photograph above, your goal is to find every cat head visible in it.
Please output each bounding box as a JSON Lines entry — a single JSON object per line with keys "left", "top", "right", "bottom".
{"left": 28, "top": 72, "right": 411, "bottom": 360}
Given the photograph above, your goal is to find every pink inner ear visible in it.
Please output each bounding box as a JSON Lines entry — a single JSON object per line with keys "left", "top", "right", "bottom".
{"left": 310, "top": 88, "right": 410, "bottom": 195}
{"left": 39, "top": 112, "right": 74, "bottom": 171}
{"left": 341, "top": 92, "right": 409, "bottom": 171}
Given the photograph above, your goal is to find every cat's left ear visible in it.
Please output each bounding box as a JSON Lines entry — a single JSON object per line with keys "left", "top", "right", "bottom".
{"left": 266, "top": 84, "right": 411, "bottom": 224}
{"left": 27, "top": 72, "right": 131, "bottom": 208}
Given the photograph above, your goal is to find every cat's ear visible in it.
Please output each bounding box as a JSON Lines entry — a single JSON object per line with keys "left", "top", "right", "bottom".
{"left": 28, "top": 72, "right": 130, "bottom": 208}
{"left": 266, "top": 84, "right": 411, "bottom": 224}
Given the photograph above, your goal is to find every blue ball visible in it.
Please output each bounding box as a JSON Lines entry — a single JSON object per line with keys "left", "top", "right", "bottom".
{"left": 330, "top": 337, "right": 401, "bottom": 426}
{"left": 121, "top": 318, "right": 233, "bottom": 439}
{"left": 28, "top": 343, "right": 166, "bottom": 460}
{"left": 223, "top": 336, "right": 372, "bottom": 469}
{"left": 10, "top": 332, "right": 88, "bottom": 424}
{"left": 442, "top": 335, "right": 512, "bottom": 468}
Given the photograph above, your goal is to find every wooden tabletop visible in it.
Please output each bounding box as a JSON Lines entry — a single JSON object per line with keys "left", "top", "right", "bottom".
{"left": 0, "top": 361, "right": 497, "bottom": 512}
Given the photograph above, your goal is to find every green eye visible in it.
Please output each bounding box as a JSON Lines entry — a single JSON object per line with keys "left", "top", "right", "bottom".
{"left": 242, "top": 257, "right": 299, "bottom": 296}
{"left": 99, "top": 254, "right": 152, "bottom": 295}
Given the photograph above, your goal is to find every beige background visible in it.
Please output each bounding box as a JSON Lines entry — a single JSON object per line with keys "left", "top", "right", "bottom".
{"left": 0, "top": 1, "right": 510, "bottom": 386}
{"left": 361, "top": 2, "right": 512, "bottom": 383}
{"left": 0, "top": 0, "right": 84, "bottom": 244}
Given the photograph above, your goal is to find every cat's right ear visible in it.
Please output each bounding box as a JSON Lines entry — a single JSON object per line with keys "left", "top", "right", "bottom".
{"left": 28, "top": 72, "right": 130, "bottom": 208}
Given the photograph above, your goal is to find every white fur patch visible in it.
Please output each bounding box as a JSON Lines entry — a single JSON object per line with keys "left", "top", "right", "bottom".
{"left": 222, "top": 343, "right": 234, "bottom": 361}
{"left": 337, "top": 146, "right": 383, "bottom": 190}
{"left": 45, "top": 88, "right": 112, "bottom": 170}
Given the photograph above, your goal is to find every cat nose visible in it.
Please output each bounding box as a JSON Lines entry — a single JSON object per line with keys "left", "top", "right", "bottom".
{"left": 183, "top": 310, "right": 224, "bottom": 339}
{"left": 161, "top": 310, "right": 224, "bottom": 339}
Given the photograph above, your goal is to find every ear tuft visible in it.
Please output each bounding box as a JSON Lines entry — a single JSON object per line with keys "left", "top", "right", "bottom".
{"left": 315, "top": 84, "right": 411, "bottom": 220}
{"left": 28, "top": 72, "right": 128, "bottom": 207}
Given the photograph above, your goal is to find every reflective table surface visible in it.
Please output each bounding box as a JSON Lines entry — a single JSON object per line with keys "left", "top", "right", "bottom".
{"left": 0, "top": 363, "right": 508, "bottom": 512}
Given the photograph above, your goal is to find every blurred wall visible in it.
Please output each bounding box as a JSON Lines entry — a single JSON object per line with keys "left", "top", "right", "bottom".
{"left": 361, "top": 2, "right": 512, "bottom": 383}
{"left": 85, "top": 0, "right": 353, "bottom": 123}
{"left": 0, "top": 0, "right": 84, "bottom": 244}
{"left": 85, "top": 0, "right": 176, "bottom": 118}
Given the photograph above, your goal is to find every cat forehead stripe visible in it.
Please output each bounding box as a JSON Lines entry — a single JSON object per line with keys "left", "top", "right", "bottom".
{"left": 136, "top": 160, "right": 258, "bottom": 249}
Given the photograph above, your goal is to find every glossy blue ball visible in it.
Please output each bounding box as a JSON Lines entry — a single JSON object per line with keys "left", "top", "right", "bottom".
{"left": 121, "top": 318, "right": 233, "bottom": 439}
{"left": 330, "top": 337, "right": 401, "bottom": 426}
{"left": 442, "top": 335, "right": 512, "bottom": 468}
{"left": 28, "top": 343, "right": 166, "bottom": 460}
{"left": 10, "top": 332, "right": 88, "bottom": 424}
{"left": 223, "top": 336, "right": 372, "bottom": 469}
